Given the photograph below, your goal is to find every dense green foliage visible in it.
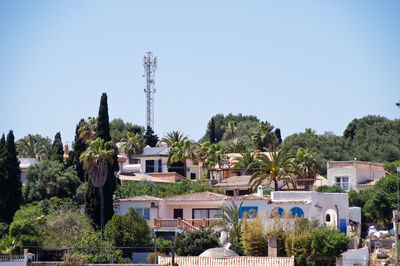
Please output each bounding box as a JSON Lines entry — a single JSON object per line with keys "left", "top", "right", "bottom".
{"left": 109, "top": 118, "right": 144, "bottom": 143}
{"left": 144, "top": 126, "right": 159, "bottom": 147}
{"left": 0, "top": 131, "right": 22, "bottom": 223}
{"left": 23, "top": 160, "right": 81, "bottom": 203}
{"left": 16, "top": 134, "right": 52, "bottom": 161}
{"left": 241, "top": 217, "right": 267, "bottom": 256}
{"left": 282, "top": 115, "right": 400, "bottom": 174}
{"left": 116, "top": 179, "right": 222, "bottom": 198}
{"left": 175, "top": 229, "right": 220, "bottom": 256}
{"left": 6, "top": 198, "right": 89, "bottom": 252}
{"left": 48, "top": 132, "right": 64, "bottom": 163}
{"left": 72, "top": 119, "right": 88, "bottom": 182}
{"left": 85, "top": 93, "right": 118, "bottom": 228}
{"left": 104, "top": 209, "right": 151, "bottom": 256}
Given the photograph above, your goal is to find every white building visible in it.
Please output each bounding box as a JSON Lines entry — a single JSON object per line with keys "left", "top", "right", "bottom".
{"left": 327, "top": 161, "right": 386, "bottom": 191}
{"left": 19, "top": 158, "right": 39, "bottom": 183}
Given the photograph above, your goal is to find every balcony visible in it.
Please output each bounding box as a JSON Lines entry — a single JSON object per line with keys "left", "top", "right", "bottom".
{"left": 153, "top": 218, "right": 221, "bottom": 232}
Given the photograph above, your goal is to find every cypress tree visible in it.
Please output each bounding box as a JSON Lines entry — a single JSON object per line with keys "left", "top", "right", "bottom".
{"left": 144, "top": 126, "right": 159, "bottom": 147}
{"left": 73, "top": 119, "right": 87, "bottom": 182}
{"left": 86, "top": 93, "right": 118, "bottom": 227}
{"left": 49, "top": 132, "right": 64, "bottom": 163}
{"left": 0, "top": 131, "right": 22, "bottom": 223}
{"left": 0, "top": 134, "right": 6, "bottom": 222}
{"left": 209, "top": 118, "right": 216, "bottom": 144}
{"left": 275, "top": 128, "right": 282, "bottom": 145}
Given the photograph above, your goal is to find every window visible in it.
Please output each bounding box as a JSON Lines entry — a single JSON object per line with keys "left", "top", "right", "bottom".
{"left": 145, "top": 160, "right": 155, "bottom": 173}
{"left": 129, "top": 157, "right": 140, "bottom": 164}
{"left": 192, "top": 209, "right": 222, "bottom": 219}
{"left": 239, "top": 206, "right": 258, "bottom": 218}
{"left": 190, "top": 173, "right": 196, "bottom": 180}
{"left": 325, "top": 214, "right": 331, "bottom": 222}
{"left": 290, "top": 207, "right": 304, "bottom": 218}
{"left": 135, "top": 208, "right": 150, "bottom": 220}
{"left": 335, "top": 176, "right": 349, "bottom": 191}
{"left": 158, "top": 160, "right": 162, "bottom": 172}
{"left": 271, "top": 207, "right": 284, "bottom": 218}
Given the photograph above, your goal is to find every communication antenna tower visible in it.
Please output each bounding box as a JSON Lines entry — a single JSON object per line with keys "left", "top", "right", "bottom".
{"left": 143, "top": 51, "right": 157, "bottom": 129}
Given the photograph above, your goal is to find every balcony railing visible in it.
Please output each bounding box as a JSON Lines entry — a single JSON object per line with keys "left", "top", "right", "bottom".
{"left": 154, "top": 218, "right": 222, "bottom": 232}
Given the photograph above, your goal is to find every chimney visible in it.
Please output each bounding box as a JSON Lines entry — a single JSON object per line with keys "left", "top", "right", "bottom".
{"left": 257, "top": 185, "right": 263, "bottom": 197}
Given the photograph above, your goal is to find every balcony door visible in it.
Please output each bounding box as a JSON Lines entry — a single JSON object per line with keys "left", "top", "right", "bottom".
{"left": 173, "top": 208, "right": 183, "bottom": 219}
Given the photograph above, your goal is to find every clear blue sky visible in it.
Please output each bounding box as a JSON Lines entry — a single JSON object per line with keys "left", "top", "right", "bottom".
{"left": 1, "top": 1, "right": 399, "bottom": 146}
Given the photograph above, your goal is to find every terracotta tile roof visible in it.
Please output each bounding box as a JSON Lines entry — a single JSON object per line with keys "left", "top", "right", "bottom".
{"left": 119, "top": 173, "right": 171, "bottom": 184}
{"left": 119, "top": 195, "right": 162, "bottom": 202}
{"left": 227, "top": 194, "right": 271, "bottom": 201}
{"left": 159, "top": 256, "right": 295, "bottom": 266}
{"left": 213, "top": 175, "right": 268, "bottom": 189}
{"left": 147, "top": 172, "right": 185, "bottom": 182}
{"left": 164, "top": 192, "right": 230, "bottom": 202}
{"left": 357, "top": 179, "right": 378, "bottom": 187}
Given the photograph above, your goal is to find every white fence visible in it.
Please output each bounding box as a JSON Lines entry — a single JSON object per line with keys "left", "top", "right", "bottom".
{"left": 158, "top": 256, "right": 295, "bottom": 266}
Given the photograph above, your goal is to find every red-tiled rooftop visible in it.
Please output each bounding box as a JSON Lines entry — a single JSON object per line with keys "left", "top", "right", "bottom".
{"left": 164, "top": 192, "right": 230, "bottom": 202}
{"left": 118, "top": 195, "right": 162, "bottom": 202}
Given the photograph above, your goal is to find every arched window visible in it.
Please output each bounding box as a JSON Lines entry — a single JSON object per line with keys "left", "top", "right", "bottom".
{"left": 325, "top": 213, "right": 331, "bottom": 222}
{"left": 290, "top": 207, "right": 304, "bottom": 218}
{"left": 271, "top": 207, "right": 284, "bottom": 218}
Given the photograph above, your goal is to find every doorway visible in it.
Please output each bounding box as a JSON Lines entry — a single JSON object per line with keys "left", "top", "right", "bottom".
{"left": 173, "top": 208, "right": 183, "bottom": 219}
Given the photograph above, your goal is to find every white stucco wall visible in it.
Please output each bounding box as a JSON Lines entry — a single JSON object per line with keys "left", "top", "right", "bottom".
{"left": 114, "top": 201, "right": 159, "bottom": 226}
{"left": 327, "top": 167, "right": 357, "bottom": 190}
{"left": 160, "top": 201, "right": 223, "bottom": 219}
{"left": 271, "top": 191, "right": 349, "bottom": 228}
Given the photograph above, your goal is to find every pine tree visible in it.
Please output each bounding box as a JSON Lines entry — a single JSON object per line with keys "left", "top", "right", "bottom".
{"left": 85, "top": 93, "right": 118, "bottom": 227}
{"left": 0, "top": 131, "right": 22, "bottom": 223}
{"left": 144, "top": 126, "right": 158, "bottom": 147}
{"left": 209, "top": 118, "right": 216, "bottom": 144}
{"left": 49, "top": 132, "right": 64, "bottom": 163}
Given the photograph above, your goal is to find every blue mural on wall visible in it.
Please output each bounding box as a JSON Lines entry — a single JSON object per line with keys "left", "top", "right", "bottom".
{"left": 290, "top": 207, "right": 304, "bottom": 218}
{"left": 239, "top": 206, "right": 258, "bottom": 218}
{"left": 271, "top": 207, "right": 284, "bottom": 218}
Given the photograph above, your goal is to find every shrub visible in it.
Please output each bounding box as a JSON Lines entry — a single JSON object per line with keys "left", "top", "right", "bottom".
{"left": 241, "top": 217, "right": 267, "bottom": 256}
{"left": 175, "top": 229, "right": 219, "bottom": 256}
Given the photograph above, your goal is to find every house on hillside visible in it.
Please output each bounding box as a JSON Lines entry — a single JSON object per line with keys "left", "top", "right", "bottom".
{"left": 114, "top": 189, "right": 355, "bottom": 239}
{"left": 327, "top": 160, "right": 386, "bottom": 191}
{"left": 19, "top": 158, "right": 39, "bottom": 183}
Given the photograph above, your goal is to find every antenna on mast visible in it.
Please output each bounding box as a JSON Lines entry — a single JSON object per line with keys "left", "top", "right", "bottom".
{"left": 143, "top": 52, "right": 157, "bottom": 130}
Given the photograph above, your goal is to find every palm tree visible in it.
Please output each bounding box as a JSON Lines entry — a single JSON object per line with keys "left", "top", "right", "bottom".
{"left": 251, "top": 122, "right": 278, "bottom": 151}
{"left": 250, "top": 149, "right": 295, "bottom": 191}
{"left": 213, "top": 201, "right": 244, "bottom": 241}
{"left": 16, "top": 134, "right": 51, "bottom": 161}
{"left": 169, "top": 139, "right": 196, "bottom": 177}
{"left": 293, "top": 148, "right": 321, "bottom": 190}
{"left": 78, "top": 117, "right": 97, "bottom": 142}
{"left": 226, "top": 121, "right": 237, "bottom": 140}
{"left": 80, "top": 137, "right": 114, "bottom": 238}
{"left": 205, "top": 143, "right": 227, "bottom": 169}
{"left": 161, "top": 131, "right": 187, "bottom": 147}
{"left": 121, "top": 132, "right": 144, "bottom": 163}
{"left": 232, "top": 149, "right": 258, "bottom": 175}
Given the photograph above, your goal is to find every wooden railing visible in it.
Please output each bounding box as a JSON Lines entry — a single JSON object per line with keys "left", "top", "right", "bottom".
{"left": 154, "top": 218, "right": 222, "bottom": 232}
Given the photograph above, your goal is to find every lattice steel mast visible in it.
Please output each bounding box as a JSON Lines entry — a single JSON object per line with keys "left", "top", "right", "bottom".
{"left": 143, "top": 52, "right": 157, "bottom": 129}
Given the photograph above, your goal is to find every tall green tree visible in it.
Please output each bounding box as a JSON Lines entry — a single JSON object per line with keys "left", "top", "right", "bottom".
{"left": 144, "top": 126, "right": 158, "bottom": 147}
{"left": 85, "top": 93, "right": 118, "bottom": 231}
{"left": 0, "top": 131, "right": 22, "bottom": 223}
{"left": 250, "top": 149, "right": 295, "bottom": 191}
{"left": 169, "top": 140, "right": 196, "bottom": 177}
{"left": 109, "top": 118, "right": 144, "bottom": 142}
{"left": 48, "top": 132, "right": 64, "bottom": 163}
{"left": 22, "top": 160, "right": 80, "bottom": 203}
{"left": 209, "top": 118, "right": 216, "bottom": 144}
{"left": 232, "top": 150, "right": 258, "bottom": 175}
{"left": 121, "top": 132, "right": 144, "bottom": 163}
{"left": 161, "top": 131, "right": 187, "bottom": 147}
{"left": 81, "top": 138, "right": 115, "bottom": 236}
{"left": 16, "top": 134, "right": 51, "bottom": 161}
{"left": 251, "top": 122, "right": 278, "bottom": 151}
{"left": 73, "top": 119, "right": 88, "bottom": 182}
